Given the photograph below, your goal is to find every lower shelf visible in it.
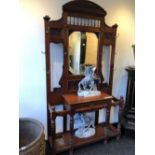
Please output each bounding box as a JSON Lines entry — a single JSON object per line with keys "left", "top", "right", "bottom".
{"left": 49, "top": 124, "right": 119, "bottom": 153}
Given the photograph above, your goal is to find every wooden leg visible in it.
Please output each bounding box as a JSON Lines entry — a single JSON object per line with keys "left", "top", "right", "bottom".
{"left": 116, "top": 123, "right": 121, "bottom": 140}
{"left": 69, "top": 148, "right": 74, "bottom": 155}
{"left": 63, "top": 105, "right": 67, "bottom": 132}
{"left": 104, "top": 139, "right": 108, "bottom": 144}
{"left": 117, "top": 106, "right": 121, "bottom": 140}
{"left": 51, "top": 120, "right": 56, "bottom": 155}
{"left": 104, "top": 107, "right": 110, "bottom": 144}
{"left": 50, "top": 107, "right": 56, "bottom": 155}
{"left": 70, "top": 113, "right": 74, "bottom": 155}
{"left": 95, "top": 110, "right": 99, "bottom": 125}
{"left": 52, "top": 150, "right": 56, "bottom": 155}
{"left": 117, "top": 96, "right": 125, "bottom": 140}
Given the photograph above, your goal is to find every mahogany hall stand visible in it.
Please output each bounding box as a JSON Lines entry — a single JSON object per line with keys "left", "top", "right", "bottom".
{"left": 43, "top": 1, "right": 124, "bottom": 155}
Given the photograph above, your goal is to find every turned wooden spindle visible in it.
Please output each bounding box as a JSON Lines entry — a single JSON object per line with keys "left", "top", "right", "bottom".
{"left": 69, "top": 112, "right": 74, "bottom": 155}
{"left": 63, "top": 104, "right": 67, "bottom": 132}
{"left": 50, "top": 106, "right": 56, "bottom": 155}
{"left": 117, "top": 96, "right": 125, "bottom": 140}
{"left": 104, "top": 104, "right": 110, "bottom": 144}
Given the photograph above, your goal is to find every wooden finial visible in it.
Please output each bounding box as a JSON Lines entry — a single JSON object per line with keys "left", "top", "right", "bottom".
{"left": 112, "top": 24, "right": 118, "bottom": 28}
{"left": 43, "top": 15, "right": 50, "bottom": 21}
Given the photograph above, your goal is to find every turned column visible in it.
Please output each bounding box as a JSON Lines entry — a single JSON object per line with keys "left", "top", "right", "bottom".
{"left": 69, "top": 111, "right": 74, "bottom": 155}
{"left": 117, "top": 96, "right": 125, "bottom": 140}
{"left": 104, "top": 104, "right": 110, "bottom": 144}
{"left": 50, "top": 106, "right": 56, "bottom": 155}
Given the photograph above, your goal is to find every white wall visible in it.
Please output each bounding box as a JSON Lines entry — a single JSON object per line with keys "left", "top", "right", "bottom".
{"left": 19, "top": 0, "right": 135, "bottom": 139}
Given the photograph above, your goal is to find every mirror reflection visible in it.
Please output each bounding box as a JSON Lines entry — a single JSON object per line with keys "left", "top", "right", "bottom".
{"left": 102, "top": 45, "right": 112, "bottom": 84}
{"left": 68, "top": 31, "right": 98, "bottom": 75}
{"left": 50, "top": 43, "right": 63, "bottom": 91}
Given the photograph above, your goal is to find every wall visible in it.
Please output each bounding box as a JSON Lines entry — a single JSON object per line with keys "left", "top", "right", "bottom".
{"left": 19, "top": 0, "right": 135, "bottom": 139}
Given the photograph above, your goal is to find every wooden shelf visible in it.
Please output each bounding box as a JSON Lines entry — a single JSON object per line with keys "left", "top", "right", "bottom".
{"left": 49, "top": 124, "right": 118, "bottom": 153}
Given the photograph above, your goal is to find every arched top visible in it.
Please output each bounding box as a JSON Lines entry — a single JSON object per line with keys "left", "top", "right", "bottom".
{"left": 63, "top": 0, "right": 107, "bottom": 17}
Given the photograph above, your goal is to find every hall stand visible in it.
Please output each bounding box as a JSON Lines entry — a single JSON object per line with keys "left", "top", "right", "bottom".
{"left": 43, "top": 1, "right": 125, "bottom": 154}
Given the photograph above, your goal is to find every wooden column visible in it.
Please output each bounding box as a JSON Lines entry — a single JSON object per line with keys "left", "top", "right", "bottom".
{"left": 117, "top": 96, "right": 125, "bottom": 140}
{"left": 104, "top": 104, "right": 110, "bottom": 144}
{"left": 63, "top": 104, "right": 67, "bottom": 132}
{"left": 50, "top": 106, "right": 56, "bottom": 155}
{"left": 69, "top": 111, "right": 74, "bottom": 155}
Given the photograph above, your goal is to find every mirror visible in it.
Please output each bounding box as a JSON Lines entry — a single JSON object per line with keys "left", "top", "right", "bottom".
{"left": 50, "top": 43, "right": 64, "bottom": 91}
{"left": 102, "top": 45, "right": 112, "bottom": 85}
{"left": 68, "top": 31, "right": 98, "bottom": 75}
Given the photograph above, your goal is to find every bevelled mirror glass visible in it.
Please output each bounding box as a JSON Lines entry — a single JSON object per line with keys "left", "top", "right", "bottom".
{"left": 50, "top": 43, "right": 64, "bottom": 91}
{"left": 102, "top": 45, "right": 112, "bottom": 85}
{"left": 68, "top": 31, "right": 98, "bottom": 75}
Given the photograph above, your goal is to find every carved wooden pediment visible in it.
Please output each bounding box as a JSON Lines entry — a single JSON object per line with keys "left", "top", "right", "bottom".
{"left": 63, "top": 0, "right": 107, "bottom": 16}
